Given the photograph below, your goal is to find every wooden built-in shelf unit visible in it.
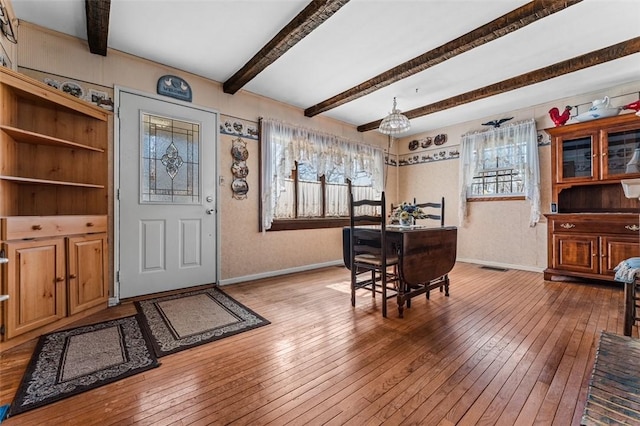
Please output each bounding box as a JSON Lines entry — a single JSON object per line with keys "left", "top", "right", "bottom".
{"left": 0, "top": 67, "right": 111, "bottom": 350}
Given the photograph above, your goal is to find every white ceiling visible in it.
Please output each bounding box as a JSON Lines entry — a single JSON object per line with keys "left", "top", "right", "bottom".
{"left": 9, "top": 0, "right": 640, "bottom": 137}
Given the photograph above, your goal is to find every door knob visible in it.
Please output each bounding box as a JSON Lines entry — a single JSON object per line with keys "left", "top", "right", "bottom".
{"left": 206, "top": 208, "right": 215, "bottom": 215}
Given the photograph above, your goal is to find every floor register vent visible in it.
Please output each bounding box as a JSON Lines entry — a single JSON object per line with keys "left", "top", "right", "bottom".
{"left": 480, "top": 265, "right": 509, "bottom": 272}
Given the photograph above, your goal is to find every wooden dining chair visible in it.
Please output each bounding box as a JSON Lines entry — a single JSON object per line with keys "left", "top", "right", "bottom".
{"left": 410, "top": 196, "right": 447, "bottom": 299}
{"left": 349, "top": 191, "right": 398, "bottom": 318}
{"left": 414, "top": 196, "right": 445, "bottom": 227}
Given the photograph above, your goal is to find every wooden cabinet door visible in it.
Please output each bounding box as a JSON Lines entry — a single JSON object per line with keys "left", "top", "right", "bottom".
{"left": 2, "top": 239, "right": 66, "bottom": 339}
{"left": 551, "top": 233, "right": 599, "bottom": 275}
{"left": 601, "top": 236, "right": 640, "bottom": 276}
{"left": 553, "top": 131, "right": 598, "bottom": 184}
{"left": 600, "top": 122, "right": 640, "bottom": 181}
{"left": 67, "top": 233, "right": 108, "bottom": 315}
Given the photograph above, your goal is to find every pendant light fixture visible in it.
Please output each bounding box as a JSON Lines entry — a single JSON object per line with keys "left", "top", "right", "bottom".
{"left": 378, "top": 97, "right": 411, "bottom": 135}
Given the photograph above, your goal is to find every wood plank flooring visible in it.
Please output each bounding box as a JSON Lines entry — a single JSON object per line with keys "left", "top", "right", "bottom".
{"left": 0, "top": 262, "right": 629, "bottom": 425}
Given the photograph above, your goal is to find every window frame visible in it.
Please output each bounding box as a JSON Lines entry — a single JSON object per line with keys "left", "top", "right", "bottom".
{"left": 268, "top": 167, "right": 353, "bottom": 231}
{"left": 466, "top": 141, "right": 527, "bottom": 200}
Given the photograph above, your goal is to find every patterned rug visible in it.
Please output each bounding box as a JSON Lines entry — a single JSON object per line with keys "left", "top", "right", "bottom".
{"left": 9, "top": 315, "right": 159, "bottom": 417}
{"left": 135, "top": 287, "right": 270, "bottom": 357}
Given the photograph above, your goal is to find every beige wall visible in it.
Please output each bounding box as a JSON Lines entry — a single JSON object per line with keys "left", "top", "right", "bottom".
{"left": 15, "top": 22, "right": 395, "bottom": 286}
{"left": 394, "top": 82, "right": 640, "bottom": 271}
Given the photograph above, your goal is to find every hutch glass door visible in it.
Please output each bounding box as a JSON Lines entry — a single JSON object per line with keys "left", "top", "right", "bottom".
{"left": 561, "top": 135, "right": 594, "bottom": 180}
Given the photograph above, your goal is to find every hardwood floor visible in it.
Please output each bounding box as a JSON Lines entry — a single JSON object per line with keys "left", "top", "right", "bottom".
{"left": 0, "top": 262, "right": 628, "bottom": 425}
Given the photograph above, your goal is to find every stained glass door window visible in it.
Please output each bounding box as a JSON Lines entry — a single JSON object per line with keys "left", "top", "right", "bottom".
{"left": 141, "top": 113, "right": 200, "bottom": 203}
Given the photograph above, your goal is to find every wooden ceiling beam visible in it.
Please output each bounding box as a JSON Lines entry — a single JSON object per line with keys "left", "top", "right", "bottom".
{"left": 357, "top": 37, "right": 640, "bottom": 132}
{"left": 85, "top": 0, "right": 111, "bottom": 56}
{"left": 223, "top": 0, "right": 350, "bottom": 95}
{"left": 305, "top": 0, "right": 582, "bottom": 118}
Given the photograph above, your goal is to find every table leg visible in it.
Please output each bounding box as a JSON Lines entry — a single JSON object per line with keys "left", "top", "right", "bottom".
{"left": 397, "top": 292, "right": 405, "bottom": 318}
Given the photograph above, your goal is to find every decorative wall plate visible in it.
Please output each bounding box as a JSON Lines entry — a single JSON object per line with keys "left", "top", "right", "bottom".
{"left": 434, "top": 134, "right": 447, "bottom": 145}
{"left": 231, "top": 161, "right": 249, "bottom": 178}
{"left": 231, "top": 138, "right": 249, "bottom": 161}
{"left": 408, "top": 140, "right": 419, "bottom": 151}
{"left": 61, "top": 81, "right": 84, "bottom": 99}
{"left": 232, "top": 179, "right": 249, "bottom": 199}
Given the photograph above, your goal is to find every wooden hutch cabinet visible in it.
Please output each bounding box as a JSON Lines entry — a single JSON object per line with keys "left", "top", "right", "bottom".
{"left": 0, "top": 67, "right": 110, "bottom": 349}
{"left": 545, "top": 113, "right": 640, "bottom": 282}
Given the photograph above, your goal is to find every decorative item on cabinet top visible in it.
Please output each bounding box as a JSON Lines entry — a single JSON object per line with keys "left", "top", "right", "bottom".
{"left": 622, "top": 99, "right": 640, "bottom": 117}
{"left": 18, "top": 67, "right": 114, "bottom": 110}
{"left": 549, "top": 106, "right": 572, "bottom": 127}
{"left": 572, "top": 96, "right": 621, "bottom": 122}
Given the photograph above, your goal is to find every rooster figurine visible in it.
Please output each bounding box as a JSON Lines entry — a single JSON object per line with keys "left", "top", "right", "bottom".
{"left": 549, "top": 105, "right": 572, "bottom": 127}
{"left": 622, "top": 100, "right": 640, "bottom": 115}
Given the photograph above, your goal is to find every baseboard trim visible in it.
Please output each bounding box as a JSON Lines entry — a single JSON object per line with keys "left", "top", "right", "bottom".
{"left": 456, "top": 258, "right": 545, "bottom": 273}
{"left": 218, "top": 260, "right": 344, "bottom": 286}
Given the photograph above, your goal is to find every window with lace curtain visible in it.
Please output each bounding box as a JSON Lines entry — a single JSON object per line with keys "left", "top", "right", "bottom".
{"left": 260, "top": 118, "right": 384, "bottom": 231}
{"left": 274, "top": 162, "right": 379, "bottom": 219}
{"left": 459, "top": 118, "right": 541, "bottom": 227}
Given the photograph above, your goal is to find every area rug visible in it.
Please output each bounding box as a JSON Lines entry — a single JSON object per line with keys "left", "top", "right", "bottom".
{"left": 8, "top": 315, "right": 159, "bottom": 417}
{"left": 135, "top": 287, "right": 270, "bottom": 357}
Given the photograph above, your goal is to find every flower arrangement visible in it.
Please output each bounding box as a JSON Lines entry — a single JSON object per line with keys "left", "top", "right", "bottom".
{"left": 391, "top": 202, "right": 428, "bottom": 225}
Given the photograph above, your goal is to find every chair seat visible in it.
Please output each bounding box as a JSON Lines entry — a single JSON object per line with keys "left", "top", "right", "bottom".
{"left": 354, "top": 253, "right": 398, "bottom": 266}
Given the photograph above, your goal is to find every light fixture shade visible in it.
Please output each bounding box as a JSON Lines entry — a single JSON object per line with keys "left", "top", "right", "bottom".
{"left": 378, "top": 97, "right": 411, "bottom": 135}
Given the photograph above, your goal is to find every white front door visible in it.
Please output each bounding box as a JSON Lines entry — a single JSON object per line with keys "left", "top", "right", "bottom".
{"left": 117, "top": 90, "right": 217, "bottom": 299}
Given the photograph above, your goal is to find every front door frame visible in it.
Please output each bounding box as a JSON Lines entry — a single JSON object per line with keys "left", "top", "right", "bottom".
{"left": 112, "top": 86, "right": 220, "bottom": 304}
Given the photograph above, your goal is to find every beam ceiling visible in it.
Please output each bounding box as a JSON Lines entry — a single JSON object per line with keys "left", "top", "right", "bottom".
{"left": 305, "top": 0, "right": 582, "bottom": 118}
{"left": 85, "top": 0, "right": 110, "bottom": 56}
{"left": 357, "top": 37, "right": 640, "bottom": 133}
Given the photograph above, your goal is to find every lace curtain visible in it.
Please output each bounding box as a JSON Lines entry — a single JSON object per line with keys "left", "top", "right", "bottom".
{"left": 261, "top": 118, "right": 384, "bottom": 230}
{"left": 458, "top": 118, "right": 540, "bottom": 227}
{"left": 274, "top": 182, "right": 375, "bottom": 219}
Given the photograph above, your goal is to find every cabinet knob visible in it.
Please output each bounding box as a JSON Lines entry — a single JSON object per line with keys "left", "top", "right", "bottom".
{"left": 86, "top": 222, "right": 94, "bottom": 227}
{"left": 55, "top": 277, "right": 64, "bottom": 282}
{"left": 69, "top": 274, "right": 77, "bottom": 279}
{"left": 625, "top": 225, "right": 640, "bottom": 231}
{"left": 31, "top": 224, "right": 42, "bottom": 230}
{"left": 560, "top": 223, "right": 576, "bottom": 229}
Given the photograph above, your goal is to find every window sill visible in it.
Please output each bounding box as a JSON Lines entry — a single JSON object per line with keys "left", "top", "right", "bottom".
{"left": 467, "top": 196, "right": 525, "bottom": 202}
{"left": 268, "top": 217, "right": 350, "bottom": 231}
